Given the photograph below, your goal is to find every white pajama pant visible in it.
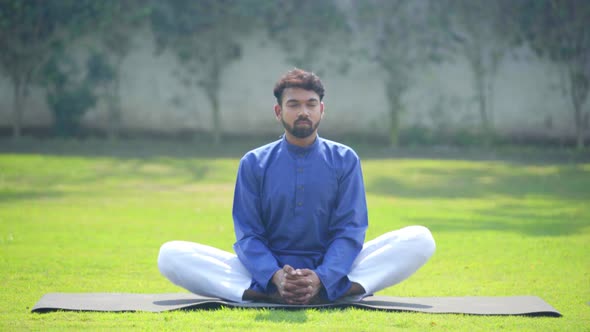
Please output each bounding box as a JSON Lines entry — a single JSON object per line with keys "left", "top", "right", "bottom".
{"left": 158, "top": 225, "right": 436, "bottom": 303}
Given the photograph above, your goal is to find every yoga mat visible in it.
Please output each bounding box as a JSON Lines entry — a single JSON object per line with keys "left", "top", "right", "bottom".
{"left": 31, "top": 293, "right": 561, "bottom": 317}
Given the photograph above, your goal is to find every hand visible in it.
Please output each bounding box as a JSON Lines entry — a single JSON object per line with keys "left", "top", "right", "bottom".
{"left": 282, "top": 266, "right": 322, "bottom": 304}
{"left": 272, "top": 265, "right": 323, "bottom": 305}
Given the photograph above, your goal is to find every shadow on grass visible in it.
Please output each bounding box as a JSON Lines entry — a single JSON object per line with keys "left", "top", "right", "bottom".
{"left": 254, "top": 309, "right": 307, "bottom": 323}
{"left": 2, "top": 137, "right": 589, "bottom": 163}
{"left": 414, "top": 203, "right": 587, "bottom": 236}
{"left": 0, "top": 190, "right": 66, "bottom": 203}
{"left": 0, "top": 138, "right": 265, "bottom": 159}
{"left": 367, "top": 165, "right": 590, "bottom": 237}
{"left": 366, "top": 165, "right": 590, "bottom": 201}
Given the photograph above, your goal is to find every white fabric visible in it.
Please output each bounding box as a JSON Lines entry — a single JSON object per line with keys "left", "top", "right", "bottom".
{"left": 347, "top": 225, "right": 436, "bottom": 295}
{"left": 157, "top": 242, "right": 252, "bottom": 302}
{"left": 158, "top": 225, "right": 435, "bottom": 303}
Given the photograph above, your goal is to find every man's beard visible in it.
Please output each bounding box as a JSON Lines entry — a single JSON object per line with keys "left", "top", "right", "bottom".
{"left": 281, "top": 116, "right": 320, "bottom": 139}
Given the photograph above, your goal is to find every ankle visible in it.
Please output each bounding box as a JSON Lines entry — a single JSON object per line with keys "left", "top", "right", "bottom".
{"left": 346, "top": 282, "right": 366, "bottom": 296}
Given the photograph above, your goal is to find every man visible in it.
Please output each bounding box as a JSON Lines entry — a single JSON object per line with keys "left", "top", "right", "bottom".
{"left": 158, "top": 68, "right": 435, "bottom": 305}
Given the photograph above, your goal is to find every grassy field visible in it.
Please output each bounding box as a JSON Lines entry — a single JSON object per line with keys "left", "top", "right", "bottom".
{"left": 0, "top": 141, "right": 589, "bottom": 331}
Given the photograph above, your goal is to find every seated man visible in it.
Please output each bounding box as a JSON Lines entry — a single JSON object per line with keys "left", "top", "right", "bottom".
{"left": 158, "top": 68, "right": 435, "bottom": 304}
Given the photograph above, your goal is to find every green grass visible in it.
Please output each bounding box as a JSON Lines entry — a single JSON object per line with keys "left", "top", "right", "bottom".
{"left": 1, "top": 145, "right": 589, "bottom": 331}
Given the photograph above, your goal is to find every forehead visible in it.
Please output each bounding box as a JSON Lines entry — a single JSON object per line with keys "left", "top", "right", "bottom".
{"left": 282, "top": 87, "right": 320, "bottom": 103}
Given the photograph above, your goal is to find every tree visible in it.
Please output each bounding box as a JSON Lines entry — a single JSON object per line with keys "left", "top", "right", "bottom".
{"left": 435, "top": 0, "right": 512, "bottom": 145}
{"left": 89, "top": 0, "right": 149, "bottom": 140}
{"left": 515, "top": 0, "right": 590, "bottom": 149}
{"left": 0, "top": 0, "right": 102, "bottom": 139}
{"left": 263, "top": 0, "right": 350, "bottom": 70}
{"left": 343, "top": 0, "right": 439, "bottom": 146}
{"left": 150, "top": 0, "right": 261, "bottom": 144}
{"left": 41, "top": 52, "right": 97, "bottom": 137}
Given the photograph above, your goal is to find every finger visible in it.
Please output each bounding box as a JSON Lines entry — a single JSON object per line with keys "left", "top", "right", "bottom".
{"left": 283, "top": 278, "right": 312, "bottom": 289}
{"left": 283, "top": 272, "right": 300, "bottom": 281}
{"left": 282, "top": 282, "right": 311, "bottom": 294}
{"left": 282, "top": 265, "right": 295, "bottom": 275}
{"left": 284, "top": 272, "right": 308, "bottom": 282}
{"left": 286, "top": 292, "right": 313, "bottom": 304}
{"left": 281, "top": 290, "right": 308, "bottom": 302}
{"left": 297, "top": 268, "right": 314, "bottom": 276}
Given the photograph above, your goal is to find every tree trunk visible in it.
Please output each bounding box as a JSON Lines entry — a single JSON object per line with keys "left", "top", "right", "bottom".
{"left": 568, "top": 65, "right": 588, "bottom": 149}
{"left": 205, "top": 61, "right": 223, "bottom": 145}
{"left": 11, "top": 76, "right": 24, "bottom": 139}
{"left": 386, "top": 85, "right": 402, "bottom": 147}
{"left": 472, "top": 55, "right": 493, "bottom": 145}
{"left": 572, "top": 91, "right": 585, "bottom": 149}
{"left": 107, "top": 74, "right": 121, "bottom": 141}
{"left": 389, "top": 101, "right": 400, "bottom": 147}
{"left": 106, "top": 58, "right": 124, "bottom": 141}
{"left": 207, "top": 88, "right": 222, "bottom": 145}
{"left": 383, "top": 67, "right": 407, "bottom": 147}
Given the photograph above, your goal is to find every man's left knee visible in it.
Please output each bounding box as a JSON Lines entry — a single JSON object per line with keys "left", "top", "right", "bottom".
{"left": 406, "top": 225, "right": 436, "bottom": 258}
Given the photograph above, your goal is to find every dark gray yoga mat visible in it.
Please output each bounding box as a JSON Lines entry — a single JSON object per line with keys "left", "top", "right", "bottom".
{"left": 31, "top": 293, "right": 561, "bottom": 317}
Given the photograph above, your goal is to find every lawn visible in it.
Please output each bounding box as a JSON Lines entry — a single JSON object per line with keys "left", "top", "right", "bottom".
{"left": 0, "top": 141, "right": 589, "bottom": 331}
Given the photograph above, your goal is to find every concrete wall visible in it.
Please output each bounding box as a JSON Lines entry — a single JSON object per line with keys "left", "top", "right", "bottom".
{"left": 0, "top": 29, "right": 584, "bottom": 140}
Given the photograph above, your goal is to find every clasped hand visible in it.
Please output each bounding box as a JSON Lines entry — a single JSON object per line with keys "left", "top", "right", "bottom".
{"left": 272, "top": 264, "right": 322, "bottom": 305}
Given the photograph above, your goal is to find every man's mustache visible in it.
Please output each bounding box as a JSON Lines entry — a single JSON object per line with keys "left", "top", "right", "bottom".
{"left": 295, "top": 119, "right": 312, "bottom": 125}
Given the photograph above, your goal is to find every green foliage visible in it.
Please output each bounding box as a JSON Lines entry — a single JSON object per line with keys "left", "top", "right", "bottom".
{"left": 399, "top": 125, "right": 487, "bottom": 147}
{"left": 0, "top": 1, "right": 588, "bottom": 146}
{"left": 345, "top": 1, "right": 444, "bottom": 146}
{"left": 150, "top": 0, "right": 257, "bottom": 81}
{"left": 41, "top": 54, "right": 99, "bottom": 137}
{"left": 149, "top": 0, "right": 265, "bottom": 144}
{"left": 263, "top": 0, "right": 351, "bottom": 70}
{"left": 434, "top": 0, "right": 513, "bottom": 143}
{"left": 0, "top": 149, "right": 588, "bottom": 330}
{"left": 86, "top": 52, "right": 116, "bottom": 85}
{"left": 513, "top": 0, "right": 590, "bottom": 148}
{"left": 0, "top": 0, "right": 113, "bottom": 138}
{"left": 48, "top": 85, "right": 97, "bottom": 137}
{"left": 517, "top": 0, "right": 589, "bottom": 62}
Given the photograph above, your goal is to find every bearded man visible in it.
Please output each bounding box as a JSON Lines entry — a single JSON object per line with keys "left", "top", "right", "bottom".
{"left": 158, "top": 68, "right": 436, "bottom": 304}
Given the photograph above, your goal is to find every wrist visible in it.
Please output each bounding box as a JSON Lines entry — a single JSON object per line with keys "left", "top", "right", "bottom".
{"left": 271, "top": 269, "right": 283, "bottom": 288}
{"left": 310, "top": 270, "right": 323, "bottom": 289}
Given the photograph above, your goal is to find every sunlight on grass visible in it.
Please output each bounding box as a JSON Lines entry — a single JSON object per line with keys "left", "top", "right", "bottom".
{"left": 1, "top": 153, "right": 589, "bottom": 331}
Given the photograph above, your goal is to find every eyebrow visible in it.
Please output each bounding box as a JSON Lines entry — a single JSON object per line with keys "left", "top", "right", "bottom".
{"left": 286, "top": 98, "right": 319, "bottom": 104}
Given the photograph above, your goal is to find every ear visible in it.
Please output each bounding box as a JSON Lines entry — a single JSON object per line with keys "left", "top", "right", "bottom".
{"left": 274, "top": 104, "right": 282, "bottom": 121}
{"left": 320, "top": 101, "right": 325, "bottom": 118}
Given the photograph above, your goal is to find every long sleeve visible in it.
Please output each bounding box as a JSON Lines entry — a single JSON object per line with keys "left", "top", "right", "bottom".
{"left": 232, "top": 136, "right": 368, "bottom": 299}
{"left": 314, "top": 155, "right": 368, "bottom": 301}
{"left": 232, "top": 156, "right": 280, "bottom": 291}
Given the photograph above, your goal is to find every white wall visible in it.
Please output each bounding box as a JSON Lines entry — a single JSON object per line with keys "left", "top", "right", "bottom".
{"left": 0, "top": 28, "right": 584, "bottom": 140}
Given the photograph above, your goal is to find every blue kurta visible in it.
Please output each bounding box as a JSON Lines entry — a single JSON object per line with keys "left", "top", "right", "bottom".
{"left": 232, "top": 135, "right": 368, "bottom": 301}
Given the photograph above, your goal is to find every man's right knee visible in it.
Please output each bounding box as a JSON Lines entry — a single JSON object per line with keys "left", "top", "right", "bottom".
{"left": 157, "top": 241, "right": 184, "bottom": 276}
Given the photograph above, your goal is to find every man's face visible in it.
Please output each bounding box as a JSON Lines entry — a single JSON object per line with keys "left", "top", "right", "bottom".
{"left": 274, "top": 88, "right": 324, "bottom": 139}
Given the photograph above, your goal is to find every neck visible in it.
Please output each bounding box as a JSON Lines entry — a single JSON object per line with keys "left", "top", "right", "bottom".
{"left": 285, "top": 131, "right": 317, "bottom": 147}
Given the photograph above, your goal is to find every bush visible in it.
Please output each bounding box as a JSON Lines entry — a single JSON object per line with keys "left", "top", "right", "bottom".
{"left": 42, "top": 53, "right": 100, "bottom": 137}
{"left": 47, "top": 85, "right": 96, "bottom": 137}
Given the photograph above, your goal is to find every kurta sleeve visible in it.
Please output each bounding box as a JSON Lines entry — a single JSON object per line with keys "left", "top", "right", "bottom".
{"left": 232, "top": 156, "right": 280, "bottom": 292}
{"left": 314, "top": 154, "right": 368, "bottom": 301}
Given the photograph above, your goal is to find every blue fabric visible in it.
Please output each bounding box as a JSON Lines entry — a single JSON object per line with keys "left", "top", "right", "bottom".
{"left": 232, "top": 135, "right": 368, "bottom": 301}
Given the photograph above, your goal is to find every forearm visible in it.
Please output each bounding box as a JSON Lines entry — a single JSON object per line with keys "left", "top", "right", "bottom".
{"left": 315, "top": 237, "right": 363, "bottom": 301}
{"left": 234, "top": 239, "right": 280, "bottom": 290}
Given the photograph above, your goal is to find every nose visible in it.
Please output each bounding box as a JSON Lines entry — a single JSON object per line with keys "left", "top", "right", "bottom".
{"left": 299, "top": 107, "right": 311, "bottom": 117}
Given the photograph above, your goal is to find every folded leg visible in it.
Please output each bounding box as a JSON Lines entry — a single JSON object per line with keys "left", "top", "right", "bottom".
{"left": 348, "top": 225, "right": 436, "bottom": 296}
{"left": 158, "top": 241, "right": 252, "bottom": 302}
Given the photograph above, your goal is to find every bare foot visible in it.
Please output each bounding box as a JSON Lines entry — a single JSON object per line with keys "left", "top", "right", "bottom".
{"left": 307, "top": 294, "right": 330, "bottom": 305}
{"left": 242, "top": 289, "right": 285, "bottom": 304}
{"left": 345, "top": 282, "right": 366, "bottom": 297}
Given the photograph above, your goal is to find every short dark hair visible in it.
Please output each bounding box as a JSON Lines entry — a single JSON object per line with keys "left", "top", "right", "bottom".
{"left": 273, "top": 68, "right": 325, "bottom": 105}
